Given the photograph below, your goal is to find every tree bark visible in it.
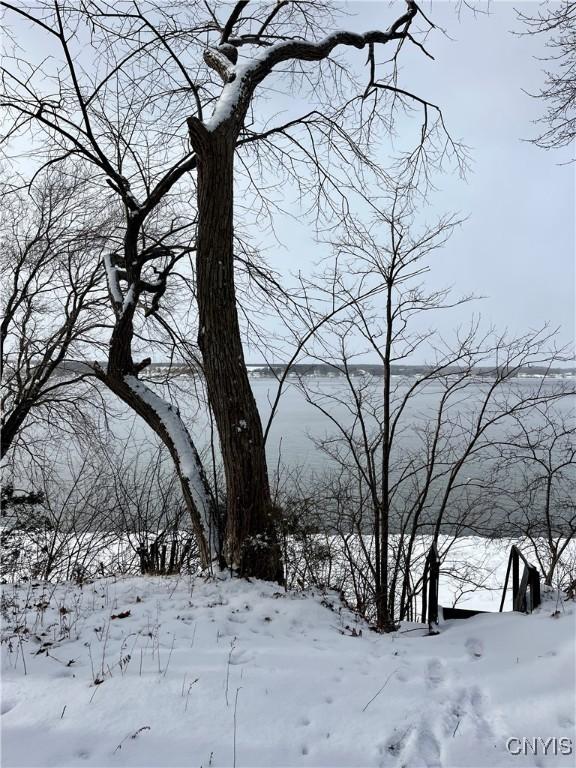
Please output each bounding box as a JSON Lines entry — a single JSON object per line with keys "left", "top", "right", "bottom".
{"left": 191, "top": 121, "right": 283, "bottom": 582}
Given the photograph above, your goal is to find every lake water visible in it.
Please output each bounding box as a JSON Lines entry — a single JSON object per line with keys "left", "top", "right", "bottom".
{"left": 59, "top": 374, "right": 573, "bottom": 476}
{"left": 18, "top": 375, "right": 575, "bottom": 535}
{"left": 237, "top": 376, "right": 573, "bottom": 471}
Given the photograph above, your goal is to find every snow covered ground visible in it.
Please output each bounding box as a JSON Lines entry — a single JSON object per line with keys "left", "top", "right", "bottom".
{"left": 1, "top": 573, "right": 574, "bottom": 768}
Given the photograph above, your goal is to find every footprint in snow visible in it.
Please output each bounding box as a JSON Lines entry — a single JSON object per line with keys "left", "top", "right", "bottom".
{"left": 399, "top": 720, "right": 442, "bottom": 768}
{"left": 468, "top": 685, "right": 494, "bottom": 738}
{"left": 426, "top": 658, "right": 445, "bottom": 689}
{"left": 442, "top": 687, "right": 468, "bottom": 737}
{"left": 395, "top": 666, "right": 411, "bottom": 683}
{"left": 416, "top": 726, "right": 443, "bottom": 768}
{"left": 465, "top": 638, "right": 483, "bottom": 660}
{"left": 442, "top": 685, "right": 492, "bottom": 739}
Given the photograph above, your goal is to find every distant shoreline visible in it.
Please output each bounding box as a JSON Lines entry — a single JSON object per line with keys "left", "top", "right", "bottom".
{"left": 146, "top": 363, "right": 576, "bottom": 380}
{"left": 55, "top": 361, "right": 576, "bottom": 380}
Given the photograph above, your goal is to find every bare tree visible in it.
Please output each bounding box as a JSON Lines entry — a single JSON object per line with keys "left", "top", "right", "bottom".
{"left": 1, "top": 0, "right": 461, "bottom": 580}
{"left": 1, "top": 170, "right": 108, "bottom": 460}
{"left": 1, "top": 440, "right": 114, "bottom": 582}
{"left": 1, "top": 427, "right": 199, "bottom": 582}
{"left": 494, "top": 401, "right": 576, "bottom": 586}
{"left": 518, "top": 1, "right": 576, "bottom": 151}
{"left": 286, "top": 194, "right": 572, "bottom": 628}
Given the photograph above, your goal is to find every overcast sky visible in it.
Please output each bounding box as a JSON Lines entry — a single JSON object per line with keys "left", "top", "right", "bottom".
{"left": 261, "top": 1, "right": 574, "bottom": 361}
{"left": 5, "top": 1, "right": 574, "bottom": 364}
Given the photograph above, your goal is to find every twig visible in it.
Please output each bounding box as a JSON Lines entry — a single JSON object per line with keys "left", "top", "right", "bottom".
{"left": 114, "top": 726, "right": 151, "bottom": 752}
{"left": 163, "top": 633, "right": 175, "bottom": 677}
{"left": 233, "top": 687, "right": 242, "bottom": 768}
{"left": 362, "top": 669, "right": 396, "bottom": 712}
{"left": 87, "top": 643, "right": 95, "bottom": 681}
{"left": 225, "top": 637, "right": 237, "bottom": 706}
{"left": 18, "top": 635, "right": 27, "bottom": 675}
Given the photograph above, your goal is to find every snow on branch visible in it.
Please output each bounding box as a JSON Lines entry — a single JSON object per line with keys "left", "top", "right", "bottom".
{"left": 123, "top": 375, "right": 218, "bottom": 556}
{"left": 103, "top": 252, "right": 123, "bottom": 307}
{"left": 103, "top": 253, "right": 139, "bottom": 319}
{"left": 202, "top": 0, "right": 419, "bottom": 133}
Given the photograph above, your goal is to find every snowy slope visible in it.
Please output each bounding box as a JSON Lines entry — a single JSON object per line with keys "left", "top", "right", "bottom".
{"left": 1, "top": 575, "right": 574, "bottom": 768}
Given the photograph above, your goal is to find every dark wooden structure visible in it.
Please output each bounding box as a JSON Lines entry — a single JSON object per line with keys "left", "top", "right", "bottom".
{"left": 499, "top": 545, "right": 541, "bottom": 613}
{"left": 421, "top": 544, "right": 441, "bottom": 632}
{"left": 422, "top": 543, "right": 541, "bottom": 633}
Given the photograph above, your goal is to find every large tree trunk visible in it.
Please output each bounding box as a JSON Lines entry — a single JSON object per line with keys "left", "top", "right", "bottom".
{"left": 191, "top": 122, "right": 283, "bottom": 583}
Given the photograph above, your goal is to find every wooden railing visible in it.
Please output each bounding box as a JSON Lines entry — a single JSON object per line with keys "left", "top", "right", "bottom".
{"left": 421, "top": 543, "right": 441, "bottom": 633}
{"left": 499, "top": 545, "right": 541, "bottom": 613}
{"left": 421, "top": 543, "right": 541, "bottom": 630}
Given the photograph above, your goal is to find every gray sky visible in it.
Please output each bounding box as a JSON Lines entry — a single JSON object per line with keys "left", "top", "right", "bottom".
{"left": 4, "top": 1, "right": 574, "bottom": 363}
{"left": 260, "top": 1, "right": 574, "bottom": 360}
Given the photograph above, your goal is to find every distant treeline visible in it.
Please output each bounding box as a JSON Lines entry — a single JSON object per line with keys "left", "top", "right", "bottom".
{"left": 242, "top": 364, "right": 575, "bottom": 378}
{"left": 57, "top": 361, "right": 576, "bottom": 379}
